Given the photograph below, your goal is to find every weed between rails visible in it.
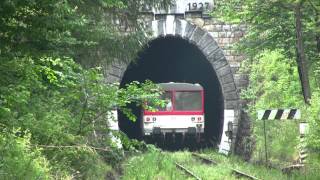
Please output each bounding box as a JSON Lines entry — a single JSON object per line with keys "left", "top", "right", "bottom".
{"left": 121, "top": 148, "right": 319, "bottom": 180}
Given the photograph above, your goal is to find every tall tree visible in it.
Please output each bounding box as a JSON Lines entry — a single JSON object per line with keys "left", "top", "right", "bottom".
{"left": 294, "top": 1, "right": 311, "bottom": 103}
{"left": 215, "top": 0, "right": 320, "bottom": 103}
{"left": 0, "top": 0, "right": 171, "bottom": 178}
{"left": 0, "top": 0, "right": 170, "bottom": 65}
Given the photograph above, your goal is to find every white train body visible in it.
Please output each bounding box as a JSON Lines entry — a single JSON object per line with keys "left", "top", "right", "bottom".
{"left": 142, "top": 82, "right": 205, "bottom": 136}
{"left": 143, "top": 114, "right": 204, "bottom": 135}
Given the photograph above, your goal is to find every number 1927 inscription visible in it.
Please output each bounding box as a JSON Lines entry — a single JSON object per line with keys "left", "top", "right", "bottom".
{"left": 187, "top": 2, "right": 210, "bottom": 11}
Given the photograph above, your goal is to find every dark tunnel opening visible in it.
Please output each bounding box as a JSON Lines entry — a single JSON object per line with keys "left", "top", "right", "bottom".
{"left": 119, "top": 36, "right": 224, "bottom": 146}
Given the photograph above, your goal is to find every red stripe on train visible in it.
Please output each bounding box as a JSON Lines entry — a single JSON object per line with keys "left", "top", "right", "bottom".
{"left": 143, "top": 111, "right": 204, "bottom": 115}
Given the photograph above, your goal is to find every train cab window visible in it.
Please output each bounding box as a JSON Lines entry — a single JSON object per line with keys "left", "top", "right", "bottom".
{"left": 174, "top": 91, "right": 202, "bottom": 111}
{"left": 158, "top": 91, "right": 173, "bottom": 111}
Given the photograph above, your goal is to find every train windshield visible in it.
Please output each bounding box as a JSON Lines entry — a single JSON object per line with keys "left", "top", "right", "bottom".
{"left": 158, "top": 91, "right": 173, "bottom": 111}
{"left": 175, "top": 91, "right": 202, "bottom": 111}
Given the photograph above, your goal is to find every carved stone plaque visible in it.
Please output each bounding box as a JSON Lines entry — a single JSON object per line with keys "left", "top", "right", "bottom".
{"left": 141, "top": 0, "right": 214, "bottom": 14}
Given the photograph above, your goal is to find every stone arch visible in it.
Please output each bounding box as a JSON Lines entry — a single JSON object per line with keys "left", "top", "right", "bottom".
{"left": 146, "top": 16, "right": 239, "bottom": 111}
{"left": 114, "top": 15, "right": 239, "bottom": 152}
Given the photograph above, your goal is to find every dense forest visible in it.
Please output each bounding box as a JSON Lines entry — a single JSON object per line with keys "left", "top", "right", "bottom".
{"left": 0, "top": 0, "right": 319, "bottom": 179}
{"left": 215, "top": 0, "right": 320, "bottom": 173}
{"left": 0, "top": 0, "right": 169, "bottom": 179}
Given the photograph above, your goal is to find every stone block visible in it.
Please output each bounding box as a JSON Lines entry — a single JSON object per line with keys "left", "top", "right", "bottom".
{"left": 234, "top": 75, "right": 249, "bottom": 88}
{"left": 229, "top": 50, "right": 239, "bottom": 56}
{"left": 224, "top": 91, "right": 239, "bottom": 100}
{"left": 138, "top": 14, "right": 154, "bottom": 22}
{"left": 202, "top": 41, "right": 219, "bottom": 56}
{"left": 174, "top": 19, "right": 182, "bottom": 36}
{"left": 233, "top": 31, "right": 244, "bottom": 38}
{"left": 185, "top": 17, "right": 193, "bottom": 22}
{"left": 157, "top": 20, "right": 165, "bottom": 36}
{"left": 218, "top": 38, "right": 230, "bottom": 44}
{"left": 208, "top": 32, "right": 218, "bottom": 38}
{"left": 230, "top": 66, "right": 240, "bottom": 74}
{"left": 183, "top": 23, "right": 196, "bottom": 38}
{"left": 234, "top": 55, "right": 245, "bottom": 62}
{"left": 222, "top": 82, "right": 237, "bottom": 93}
{"left": 111, "top": 67, "right": 122, "bottom": 77}
{"left": 193, "top": 18, "right": 205, "bottom": 27}
{"left": 222, "top": 25, "right": 231, "bottom": 31}
{"left": 215, "top": 25, "right": 223, "bottom": 31}
{"left": 229, "top": 62, "right": 241, "bottom": 68}
{"left": 106, "top": 75, "right": 120, "bottom": 83}
{"left": 197, "top": 33, "right": 215, "bottom": 49}
{"left": 225, "top": 100, "right": 239, "bottom": 109}
{"left": 226, "top": 32, "right": 234, "bottom": 38}
{"left": 209, "top": 49, "right": 225, "bottom": 61}
{"left": 230, "top": 37, "right": 240, "bottom": 43}
{"left": 144, "top": 21, "right": 152, "bottom": 31}
{"left": 239, "top": 24, "right": 247, "bottom": 31}
{"left": 190, "top": 27, "right": 206, "bottom": 43}
{"left": 218, "top": 32, "right": 227, "bottom": 38}
{"left": 185, "top": 12, "right": 202, "bottom": 18}
{"left": 231, "top": 24, "right": 240, "bottom": 31}
{"left": 217, "top": 64, "right": 232, "bottom": 77}
{"left": 225, "top": 55, "right": 235, "bottom": 61}
{"left": 204, "top": 18, "right": 223, "bottom": 25}
{"left": 220, "top": 73, "right": 234, "bottom": 84}
{"left": 203, "top": 24, "right": 214, "bottom": 31}
{"left": 223, "top": 38, "right": 231, "bottom": 44}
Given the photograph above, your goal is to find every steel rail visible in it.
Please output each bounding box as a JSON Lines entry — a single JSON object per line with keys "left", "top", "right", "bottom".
{"left": 231, "top": 168, "right": 261, "bottom": 180}
{"left": 191, "top": 153, "right": 261, "bottom": 180}
{"left": 175, "top": 162, "right": 202, "bottom": 180}
{"left": 191, "top": 153, "right": 218, "bottom": 165}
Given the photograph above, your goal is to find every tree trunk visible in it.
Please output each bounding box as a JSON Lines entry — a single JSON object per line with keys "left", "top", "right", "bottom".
{"left": 316, "top": 13, "right": 320, "bottom": 53}
{"left": 295, "top": 2, "right": 312, "bottom": 104}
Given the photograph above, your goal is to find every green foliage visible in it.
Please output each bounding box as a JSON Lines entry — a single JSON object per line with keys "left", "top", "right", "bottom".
{"left": 0, "top": 0, "right": 171, "bottom": 66}
{"left": 0, "top": 56, "right": 165, "bottom": 178}
{"left": 215, "top": 0, "right": 320, "bottom": 172}
{"left": 214, "top": 0, "right": 319, "bottom": 62}
{"left": 122, "top": 150, "right": 292, "bottom": 180}
{"left": 0, "top": 0, "right": 172, "bottom": 178}
{"left": 122, "top": 150, "right": 187, "bottom": 180}
{"left": 306, "top": 90, "right": 320, "bottom": 151}
{"left": 0, "top": 130, "right": 51, "bottom": 180}
{"left": 241, "top": 50, "right": 304, "bottom": 165}
{"left": 241, "top": 50, "right": 304, "bottom": 110}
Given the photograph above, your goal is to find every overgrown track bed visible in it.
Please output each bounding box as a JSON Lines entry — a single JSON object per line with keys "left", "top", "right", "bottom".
{"left": 191, "top": 153, "right": 218, "bottom": 165}
{"left": 175, "top": 162, "right": 202, "bottom": 180}
{"left": 190, "top": 153, "right": 261, "bottom": 180}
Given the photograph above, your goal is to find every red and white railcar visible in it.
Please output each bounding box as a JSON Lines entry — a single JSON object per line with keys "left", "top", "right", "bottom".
{"left": 142, "top": 82, "right": 205, "bottom": 138}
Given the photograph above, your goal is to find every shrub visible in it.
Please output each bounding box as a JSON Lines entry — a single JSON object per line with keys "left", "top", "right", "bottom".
{"left": 0, "top": 131, "right": 52, "bottom": 179}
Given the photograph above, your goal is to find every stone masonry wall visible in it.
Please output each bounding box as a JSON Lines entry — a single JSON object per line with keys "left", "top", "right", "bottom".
{"left": 105, "top": 11, "right": 251, "bottom": 156}
{"left": 184, "top": 13, "right": 249, "bottom": 155}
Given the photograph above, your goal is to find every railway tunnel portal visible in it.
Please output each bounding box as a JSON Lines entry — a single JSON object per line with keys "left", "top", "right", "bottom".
{"left": 119, "top": 36, "right": 225, "bottom": 147}
{"left": 105, "top": 3, "right": 249, "bottom": 154}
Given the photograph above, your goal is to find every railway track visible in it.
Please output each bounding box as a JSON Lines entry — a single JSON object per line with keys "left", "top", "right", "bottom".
{"left": 175, "top": 162, "right": 202, "bottom": 180}
{"left": 175, "top": 153, "right": 261, "bottom": 180}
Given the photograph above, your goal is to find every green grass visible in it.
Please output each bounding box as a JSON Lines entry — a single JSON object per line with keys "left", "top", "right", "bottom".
{"left": 121, "top": 148, "right": 318, "bottom": 180}
{"left": 121, "top": 149, "right": 189, "bottom": 180}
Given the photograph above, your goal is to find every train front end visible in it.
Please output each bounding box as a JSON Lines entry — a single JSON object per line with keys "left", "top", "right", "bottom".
{"left": 142, "top": 83, "right": 205, "bottom": 140}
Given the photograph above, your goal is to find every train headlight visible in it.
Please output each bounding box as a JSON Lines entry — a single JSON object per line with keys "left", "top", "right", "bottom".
{"left": 144, "top": 117, "right": 156, "bottom": 123}
{"left": 191, "top": 117, "right": 195, "bottom": 121}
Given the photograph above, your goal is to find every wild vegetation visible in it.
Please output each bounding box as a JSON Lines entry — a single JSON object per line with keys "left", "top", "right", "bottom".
{"left": 1, "top": 0, "right": 319, "bottom": 179}
{"left": 0, "top": 0, "right": 170, "bottom": 179}
{"left": 122, "top": 148, "right": 319, "bottom": 180}
{"left": 215, "top": 0, "right": 320, "bottom": 173}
